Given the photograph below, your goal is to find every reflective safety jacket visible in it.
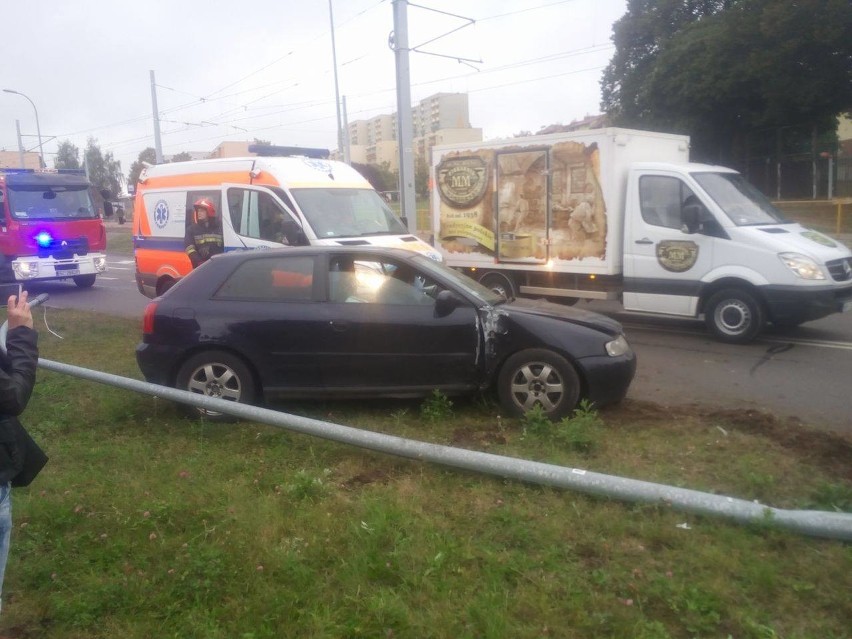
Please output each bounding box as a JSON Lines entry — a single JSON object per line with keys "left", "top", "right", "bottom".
{"left": 184, "top": 222, "right": 224, "bottom": 268}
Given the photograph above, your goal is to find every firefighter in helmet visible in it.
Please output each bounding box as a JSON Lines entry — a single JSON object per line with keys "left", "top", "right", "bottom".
{"left": 184, "top": 198, "right": 224, "bottom": 268}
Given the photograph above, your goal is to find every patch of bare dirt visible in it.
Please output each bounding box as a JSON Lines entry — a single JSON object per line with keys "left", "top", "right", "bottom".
{"left": 603, "top": 399, "right": 852, "bottom": 481}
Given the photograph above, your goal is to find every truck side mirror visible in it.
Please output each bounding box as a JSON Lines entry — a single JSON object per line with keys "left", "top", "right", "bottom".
{"left": 681, "top": 204, "right": 701, "bottom": 234}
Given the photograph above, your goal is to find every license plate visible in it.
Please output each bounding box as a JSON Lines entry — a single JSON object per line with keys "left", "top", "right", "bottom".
{"left": 58, "top": 268, "right": 80, "bottom": 276}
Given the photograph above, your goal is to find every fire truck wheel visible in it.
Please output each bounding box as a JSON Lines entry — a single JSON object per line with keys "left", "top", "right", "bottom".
{"left": 73, "top": 275, "right": 97, "bottom": 288}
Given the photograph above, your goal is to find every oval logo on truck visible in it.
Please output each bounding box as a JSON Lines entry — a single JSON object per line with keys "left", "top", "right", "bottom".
{"left": 656, "top": 240, "right": 699, "bottom": 272}
{"left": 436, "top": 157, "right": 488, "bottom": 208}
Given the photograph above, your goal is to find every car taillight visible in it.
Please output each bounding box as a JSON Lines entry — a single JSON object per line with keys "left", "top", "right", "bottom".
{"left": 142, "top": 301, "right": 158, "bottom": 335}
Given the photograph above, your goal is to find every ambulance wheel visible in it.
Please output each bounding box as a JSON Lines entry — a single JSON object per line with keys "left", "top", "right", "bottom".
{"left": 73, "top": 274, "right": 96, "bottom": 288}
{"left": 705, "top": 288, "right": 765, "bottom": 344}
{"left": 175, "top": 350, "right": 256, "bottom": 422}
{"left": 479, "top": 272, "right": 516, "bottom": 300}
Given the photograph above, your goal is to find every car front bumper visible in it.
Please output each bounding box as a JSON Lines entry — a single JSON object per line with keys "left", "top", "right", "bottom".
{"left": 578, "top": 349, "right": 637, "bottom": 408}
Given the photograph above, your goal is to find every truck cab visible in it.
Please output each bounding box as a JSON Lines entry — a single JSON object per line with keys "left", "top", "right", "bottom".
{"left": 0, "top": 169, "right": 107, "bottom": 287}
{"left": 623, "top": 163, "right": 852, "bottom": 342}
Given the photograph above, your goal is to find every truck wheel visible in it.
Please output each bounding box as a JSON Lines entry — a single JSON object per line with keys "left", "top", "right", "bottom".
{"left": 497, "top": 349, "right": 580, "bottom": 420}
{"left": 704, "top": 288, "right": 765, "bottom": 344}
{"left": 479, "top": 272, "right": 516, "bottom": 300}
{"left": 73, "top": 274, "right": 97, "bottom": 288}
{"left": 175, "top": 350, "right": 256, "bottom": 422}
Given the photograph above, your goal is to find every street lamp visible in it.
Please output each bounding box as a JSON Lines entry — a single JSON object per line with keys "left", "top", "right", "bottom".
{"left": 3, "top": 88, "right": 44, "bottom": 168}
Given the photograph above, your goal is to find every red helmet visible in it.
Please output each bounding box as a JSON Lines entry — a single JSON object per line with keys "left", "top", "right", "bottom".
{"left": 193, "top": 197, "right": 216, "bottom": 219}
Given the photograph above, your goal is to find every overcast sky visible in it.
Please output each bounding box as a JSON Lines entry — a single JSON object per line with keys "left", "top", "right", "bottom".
{"left": 1, "top": 0, "right": 627, "bottom": 178}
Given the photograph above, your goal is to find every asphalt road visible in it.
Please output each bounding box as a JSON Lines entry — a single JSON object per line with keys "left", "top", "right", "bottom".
{"left": 27, "top": 252, "right": 852, "bottom": 437}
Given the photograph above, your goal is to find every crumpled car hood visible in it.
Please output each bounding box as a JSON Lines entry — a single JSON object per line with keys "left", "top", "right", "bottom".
{"left": 496, "top": 297, "right": 624, "bottom": 336}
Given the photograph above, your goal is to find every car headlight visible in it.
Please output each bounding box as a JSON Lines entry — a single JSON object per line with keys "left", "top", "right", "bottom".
{"left": 605, "top": 334, "right": 631, "bottom": 357}
{"left": 778, "top": 253, "right": 825, "bottom": 280}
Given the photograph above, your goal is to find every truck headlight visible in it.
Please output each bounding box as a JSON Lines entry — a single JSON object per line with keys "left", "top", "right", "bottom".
{"left": 94, "top": 256, "right": 107, "bottom": 272}
{"left": 778, "top": 253, "right": 825, "bottom": 280}
{"left": 12, "top": 261, "right": 39, "bottom": 279}
{"left": 605, "top": 334, "right": 631, "bottom": 357}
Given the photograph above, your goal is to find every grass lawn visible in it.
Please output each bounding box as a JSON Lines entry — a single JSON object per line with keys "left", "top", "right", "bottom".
{"left": 0, "top": 309, "right": 849, "bottom": 638}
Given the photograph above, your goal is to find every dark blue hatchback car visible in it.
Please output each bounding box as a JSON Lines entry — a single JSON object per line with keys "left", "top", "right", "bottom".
{"left": 136, "top": 246, "right": 636, "bottom": 420}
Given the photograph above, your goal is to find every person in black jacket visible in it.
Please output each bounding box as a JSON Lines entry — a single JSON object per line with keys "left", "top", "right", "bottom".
{"left": 0, "top": 291, "right": 38, "bottom": 615}
{"left": 184, "top": 198, "right": 224, "bottom": 268}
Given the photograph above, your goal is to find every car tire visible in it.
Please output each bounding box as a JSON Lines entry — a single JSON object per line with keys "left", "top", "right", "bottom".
{"left": 704, "top": 288, "right": 765, "bottom": 344}
{"left": 175, "top": 350, "right": 256, "bottom": 422}
{"left": 479, "top": 271, "right": 516, "bottom": 300}
{"left": 497, "top": 348, "right": 581, "bottom": 420}
{"left": 73, "top": 274, "right": 97, "bottom": 288}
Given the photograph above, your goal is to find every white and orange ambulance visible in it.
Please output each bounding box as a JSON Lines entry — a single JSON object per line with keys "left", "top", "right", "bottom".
{"left": 132, "top": 147, "right": 440, "bottom": 297}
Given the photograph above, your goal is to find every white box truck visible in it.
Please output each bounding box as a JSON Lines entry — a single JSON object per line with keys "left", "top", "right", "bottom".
{"left": 431, "top": 127, "right": 852, "bottom": 343}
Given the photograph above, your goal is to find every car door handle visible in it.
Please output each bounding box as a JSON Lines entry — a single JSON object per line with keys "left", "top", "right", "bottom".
{"left": 635, "top": 238, "right": 654, "bottom": 245}
{"left": 329, "top": 320, "right": 350, "bottom": 332}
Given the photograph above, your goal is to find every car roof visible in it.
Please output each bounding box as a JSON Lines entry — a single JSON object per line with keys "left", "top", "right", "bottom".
{"left": 213, "top": 245, "right": 420, "bottom": 263}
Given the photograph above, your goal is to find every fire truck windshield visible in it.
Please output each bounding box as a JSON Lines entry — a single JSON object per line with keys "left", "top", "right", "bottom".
{"left": 7, "top": 185, "right": 97, "bottom": 220}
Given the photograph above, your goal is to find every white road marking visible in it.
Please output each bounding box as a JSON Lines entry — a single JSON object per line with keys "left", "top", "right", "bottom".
{"left": 622, "top": 322, "right": 852, "bottom": 351}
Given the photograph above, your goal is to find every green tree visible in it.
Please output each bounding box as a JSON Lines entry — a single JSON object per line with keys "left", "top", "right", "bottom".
{"left": 252, "top": 138, "right": 272, "bottom": 147}
{"left": 54, "top": 141, "right": 81, "bottom": 169}
{"left": 170, "top": 151, "right": 193, "bottom": 162}
{"left": 600, "top": 0, "right": 852, "bottom": 163}
{"left": 84, "top": 137, "right": 122, "bottom": 197}
{"left": 414, "top": 158, "right": 430, "bottom": 198}
{"left": 127, "top": 147, "right": 158, "bottom": 189}
{"left": 351, "top": 162, "right": 397, "bottom": 194}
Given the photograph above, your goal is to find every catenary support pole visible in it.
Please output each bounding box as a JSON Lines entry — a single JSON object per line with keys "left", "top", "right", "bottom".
{"left": 392, "top": 0, "right": 417, "bottom": 234}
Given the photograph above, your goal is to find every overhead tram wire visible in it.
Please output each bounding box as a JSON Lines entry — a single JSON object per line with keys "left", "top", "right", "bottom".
{"left": 475, "top": 0, "right": 578, "bottom": 22}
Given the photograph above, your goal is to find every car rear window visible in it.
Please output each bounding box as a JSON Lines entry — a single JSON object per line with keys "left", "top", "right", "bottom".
{"left": 213, "top": 256, "right": 315, "bottom": 301}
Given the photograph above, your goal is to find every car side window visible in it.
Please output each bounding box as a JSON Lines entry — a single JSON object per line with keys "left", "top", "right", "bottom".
{"left": 327, "top": 258, "right": 441, "bottom": 305}
{"left": 214, "top": 256, "right": 314, "bottom": 301}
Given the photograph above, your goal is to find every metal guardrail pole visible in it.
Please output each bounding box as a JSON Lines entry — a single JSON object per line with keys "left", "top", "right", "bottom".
{"left": 30, "top": 356, "right": 852, "bottom": 542}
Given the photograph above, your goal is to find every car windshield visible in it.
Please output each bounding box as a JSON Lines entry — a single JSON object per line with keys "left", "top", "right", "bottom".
{"left": 7, "top": 185, "right": 97, "bottom": 220}
{"left": 410, "top": 254, "right": 507, "bottom": 306}
{"left": 692, "top": 172, "right": 788, "bottom": 226}
{"left": 290, "top": 187, "right": 408, "bottom": 238}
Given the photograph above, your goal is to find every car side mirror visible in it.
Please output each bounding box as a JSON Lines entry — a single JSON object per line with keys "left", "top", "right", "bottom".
{"left": 681, "top": 204, "right": 701, "bottom": 234}
{"left": 435, "top": 289, "right": 462, "bottom": 317}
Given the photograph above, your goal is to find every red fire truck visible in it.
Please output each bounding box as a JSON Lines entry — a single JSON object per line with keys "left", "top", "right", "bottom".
{"left": 0, "top": 168, "right": 107, "bottom": 287}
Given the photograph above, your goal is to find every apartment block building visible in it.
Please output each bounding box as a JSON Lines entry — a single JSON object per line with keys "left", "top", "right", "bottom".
{"left": 346, "top": 92, "right": 481, "bottom": 173}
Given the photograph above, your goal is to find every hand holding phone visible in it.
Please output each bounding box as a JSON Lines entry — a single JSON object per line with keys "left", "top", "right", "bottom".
{"left": 6, "top": 289, "right": 33, "bottom": 330}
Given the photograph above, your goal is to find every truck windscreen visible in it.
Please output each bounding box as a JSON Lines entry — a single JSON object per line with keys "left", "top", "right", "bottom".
{"left": 693, "top": 172, "right": 789, "bottom": 226}
{"left": 290, "top": 188, "right": 408, "bottom": 238}
{"left": 8, "top": 185, "right": 97, "bottom": 220}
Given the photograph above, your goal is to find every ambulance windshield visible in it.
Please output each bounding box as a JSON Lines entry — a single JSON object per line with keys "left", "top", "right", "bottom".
{"left": 290, "top": 188, "right": 409, "bottom": 238}
{"left": 7, "top": 184, "right": 98, "bottom": 220}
